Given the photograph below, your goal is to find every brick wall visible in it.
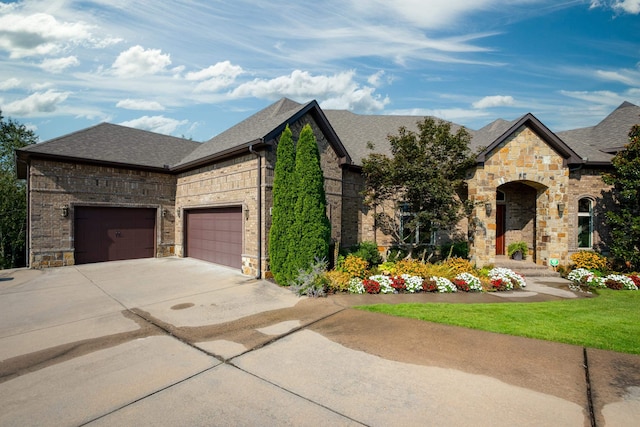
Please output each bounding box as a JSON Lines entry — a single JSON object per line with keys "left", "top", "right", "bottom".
{"left": 28, "top": 159, "right": 176, "bottom": 268}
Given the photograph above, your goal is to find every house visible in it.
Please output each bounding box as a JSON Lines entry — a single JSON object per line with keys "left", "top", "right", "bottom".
{"left": 15, "top": 98, "right": 640, "bottom": 274}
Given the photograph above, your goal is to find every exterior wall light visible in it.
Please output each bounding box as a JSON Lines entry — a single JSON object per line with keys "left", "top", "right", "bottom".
{"left": 558, "top": 202, "right": 565, "bottom": 217}
{"left": 61, "top": 205, "right": 69, "bottom": 218}
{"left": 485, "top": 202, "right": 492, "bottom": 216}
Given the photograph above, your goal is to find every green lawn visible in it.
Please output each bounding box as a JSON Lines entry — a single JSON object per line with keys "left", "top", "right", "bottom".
{"left": 357, "top": 289, "right": 640, "bottom": 354}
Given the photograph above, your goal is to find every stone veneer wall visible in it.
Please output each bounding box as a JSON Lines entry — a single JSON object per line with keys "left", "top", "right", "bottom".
{"left": 468, "top": 125, "right": 570, "bottom": 267}
{"left": 27, "top": 159, "right": 176, "bottom": 268}
{"left": 567, "top": 167, "right": 614, "bottom": 255}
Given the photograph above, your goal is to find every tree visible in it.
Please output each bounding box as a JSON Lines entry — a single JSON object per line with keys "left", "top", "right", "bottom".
{"left": 269, "top": 125, "right": 297, "bottom": 284}
{"left": 603, "top": 123, "right": 640, "bottom": 271}
{"left": 0, "top": 112, "right": 37, "bottom": 268}
{"left": 362, "top": 117, "right": 475, "bottom": 255}
{"left": 288, "top": 124, "right": 331, "bottom": 279}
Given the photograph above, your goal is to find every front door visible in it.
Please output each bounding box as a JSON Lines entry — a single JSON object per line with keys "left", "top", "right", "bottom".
{"left": 496, "top": 204, "right": 506, "bottom": 255}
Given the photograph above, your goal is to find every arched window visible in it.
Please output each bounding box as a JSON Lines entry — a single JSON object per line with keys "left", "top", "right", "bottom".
{"left": 577, "top": 198, "right": 593, "bottom": 248}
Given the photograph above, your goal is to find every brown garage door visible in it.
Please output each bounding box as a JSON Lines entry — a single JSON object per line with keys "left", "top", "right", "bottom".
{"left": 186, "top": 207, "right": 242, "bottom": 269}
{"left": 75, "top": 207, "right": 156, "bottom": 265}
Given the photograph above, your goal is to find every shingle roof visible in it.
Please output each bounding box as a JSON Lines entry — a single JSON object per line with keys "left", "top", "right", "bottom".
{"left": 557, "top": 101, "right": 640, "bottom": 164}
{"left": 17, "top": 122, "right": 200, "bottom": 170}
{"left": 175, "top": 98, "right": 312, "bottom": 168}
{"left": 323, "top": 110, "right": 468, "bottom": 166}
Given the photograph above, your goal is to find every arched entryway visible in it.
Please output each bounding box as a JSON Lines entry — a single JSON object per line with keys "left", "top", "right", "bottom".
{"left": 496, "top": 180, "right": 547, "bottom": 263}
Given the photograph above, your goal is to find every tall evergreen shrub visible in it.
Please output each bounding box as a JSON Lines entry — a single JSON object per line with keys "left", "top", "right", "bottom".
{"left": 268, "top": 125, "right": 297, "bottom": 284}
{"left": 289, "top": 124, "right": 331, "bottom": 277}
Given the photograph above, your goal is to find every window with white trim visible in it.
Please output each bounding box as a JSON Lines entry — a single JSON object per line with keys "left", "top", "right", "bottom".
{"left": 399, "top": 202, "right": 436, "bottom": 245}
{"left": 577, "top": 198, "right": 593, "bottom": 248}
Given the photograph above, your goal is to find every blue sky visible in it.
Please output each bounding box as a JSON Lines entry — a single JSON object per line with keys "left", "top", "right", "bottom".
{"left": 0, "top": 0, "right": 639, "bottom": 143}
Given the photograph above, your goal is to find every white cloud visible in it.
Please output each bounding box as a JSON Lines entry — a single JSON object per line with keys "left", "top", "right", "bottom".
{"left": 0, "top": 78, "right": 21, "bottom": 90}
{"left": 3, "top": 89, "right": 70, "bottom": 115}
{"left": 231, "top": 69, "right": 389, "bottom": 113}
{"left": 595, "top": 68, "right": 640, "bottom": 86}
{"left": 559, "top": 90, "right": 625, "bottom": 105}
{"left": 116, "top": 99, "right": 165, "bottom": 111}
{"left": 472, "top": 95, "right": 515, "bottom": 109}
{"left": 119, "top": 115, "right": 188, "bottom": 135}
{"left": 111, "top": 45, "right": 172, "bottom": 78}
{"left": 390, "top": 107, "right": 491, "bottom": 124}
{"left": 367, "top": 70, "right": 386, "bottom": 87}
{"left": 40, "top": 56, "right": 80, "bottom": 73}
{"left": 0, "top": 11, "right": 94, "bottom": 58}
{"left": 185, "top": 61, "right": 244, "bottom": 92}
{"left": 590, "top": 0, "right": 640, "bottom": 13}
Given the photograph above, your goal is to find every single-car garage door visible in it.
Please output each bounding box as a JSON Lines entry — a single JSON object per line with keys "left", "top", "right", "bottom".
{"left": 75, "top": 206, "right": 156, "bottom": 265}
{"left": 186, "top": 207, "right": 242, "bottom": 269}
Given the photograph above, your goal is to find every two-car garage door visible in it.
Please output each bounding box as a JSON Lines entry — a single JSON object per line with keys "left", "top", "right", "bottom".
{"left": 186, "top": 207, "right": 243, "bottom": 269}
{"left": 74, "top": 206, "right": 156, "bottom": 265}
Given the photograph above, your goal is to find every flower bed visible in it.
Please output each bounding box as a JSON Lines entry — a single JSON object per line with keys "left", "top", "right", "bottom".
{"left": 567, "top": 268, "right": 638, "bottom": 292}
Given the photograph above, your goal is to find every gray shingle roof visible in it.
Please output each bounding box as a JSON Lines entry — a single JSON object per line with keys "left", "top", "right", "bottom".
{"left": 175, "top": 98, "right": 312, "bottom": 168}
{"left": 557, "top": 101, "right": 640, "bottom": 164}
{"left": 18, "top": 122, "right": 200, "bottom": 170}
{"left": 324, "top": 110, "right": 468, "bottom": 166}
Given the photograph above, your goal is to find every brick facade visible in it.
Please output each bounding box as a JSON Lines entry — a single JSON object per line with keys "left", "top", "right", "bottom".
{"left": 27, "top": 159, "right": 176, "bottom": 268}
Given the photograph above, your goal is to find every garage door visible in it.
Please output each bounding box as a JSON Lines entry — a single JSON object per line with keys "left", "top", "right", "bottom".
{"left": 74, "top": 207, "right": 156, "bottom": 265}
{"left": 186, "top": 207, "right": 242, "bottom": 269}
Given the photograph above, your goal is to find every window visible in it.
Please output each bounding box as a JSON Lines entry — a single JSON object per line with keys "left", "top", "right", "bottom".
{"left": 577, "top": 198, "right": 593, "bottom": 248}
{"left": 399, "top": 202, "right": 435, "bottom": 245}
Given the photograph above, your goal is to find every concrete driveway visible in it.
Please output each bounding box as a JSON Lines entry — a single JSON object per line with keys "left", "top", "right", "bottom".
{"left": 1, "top": 257, "right": 639, "bottom": 426}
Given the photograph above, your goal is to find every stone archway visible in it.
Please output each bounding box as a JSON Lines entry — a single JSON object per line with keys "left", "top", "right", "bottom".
{"left": 496, "top": 181, "right": 547, "bottom": 263}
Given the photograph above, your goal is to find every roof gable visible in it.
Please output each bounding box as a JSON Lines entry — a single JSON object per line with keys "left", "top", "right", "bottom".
{"left": 174, "top": 98, "right": 351, "bottom": 170}
{"left": 476, "top": 113, "right": 584, "bottom": 166}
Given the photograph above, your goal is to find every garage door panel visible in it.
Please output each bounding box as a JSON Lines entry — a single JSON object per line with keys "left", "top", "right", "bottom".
{"left": 186, "top": 208, "right": 242, "bottom": 269}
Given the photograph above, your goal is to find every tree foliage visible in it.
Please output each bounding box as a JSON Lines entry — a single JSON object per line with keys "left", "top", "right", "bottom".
{"left": 362, "top": 117, "right": 475, "bottom": 250}
{"left": 603, "top": 123, "right": 640, "bottom": 271}
{"left": 268, "top": 125, "right": 296, "bottom": 284}
{"left": 268, "top": 124, "right": 331, "bottom": 284}
{"left": 289, "top": 124, "right": 331, "bottom": 278}
{"left": 1, "top": 112, "right": 37, "bottom": 268}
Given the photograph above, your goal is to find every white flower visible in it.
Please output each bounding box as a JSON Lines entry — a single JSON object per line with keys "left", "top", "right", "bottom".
{"left": 369, "top": 275, "right": 394, "bottom": 294}
{"left": 454, "top": 272, "right": 483, "bottom": 291}
{"left": 348, "top": 278, "right": 364, "bottom": 294}
{"left": 432, "top": 276, "right": 457, "bottom": 293}
{"left": 488, "top": 267, "right": 526, "bottom": 290}
{"left": 401, "top": 274, "right": 423, "bottom": 293}
{"left": 604, "top": 274, "right": 638, "bottom": 290}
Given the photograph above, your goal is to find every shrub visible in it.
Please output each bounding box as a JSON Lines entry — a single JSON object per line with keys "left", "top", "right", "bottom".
{"left": 507, "top": 241, "right": 528, "bottom": 258}
{"left": 442, "top": 257, "right": 475, "bottom": 275}
{"left": 422, "top": 278, "right": 438, "bottom": 292}
{"left": 289, "top": 258, "right": 329, "bottom": 297}
{"left": 325, "top": 270, "right": 352, "bottom": 293}
{"left": 439, "top": 240, "right": 469, "bottom": 259}
{"left": 350, "top": 241, "right": 382, "bottom": 267}
{"left": 570, "top": 251, "right": 608, "bottom": 271}
{"left": 394, "top": 259, "right": 430, "bottom": 278}
{"left": 341, "top": 254, "right": 369, "bottom": 278}
{"left": 378, "top": 261, "right": 397, "bottom": 275}
{"left": 423, "top": 263, "right": 455, "bottom": 280}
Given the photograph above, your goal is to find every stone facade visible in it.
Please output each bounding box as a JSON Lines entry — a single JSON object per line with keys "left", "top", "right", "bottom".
{"left": 468, "top": 125, "right": 570, "bottom": 267}
{"left": 27, "top": 159, "right": 176, "bottom": 268}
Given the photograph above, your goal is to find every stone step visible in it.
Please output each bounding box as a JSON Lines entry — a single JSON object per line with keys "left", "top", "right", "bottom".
{"left": 493, "top": 257, "right": 561, "bottom": 277}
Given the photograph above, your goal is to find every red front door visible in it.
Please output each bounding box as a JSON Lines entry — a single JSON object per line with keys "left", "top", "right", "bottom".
{"left": 496, "top": 204, "right": 506, "bottom": 255}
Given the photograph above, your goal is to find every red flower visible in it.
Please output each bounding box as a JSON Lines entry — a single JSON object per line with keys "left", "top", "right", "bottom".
{"left": 391, "top": 276, "right": 406, "bottom": 291}
{"left": 453, "top": 279, "right": 470, "bottom": 292}
{"left": 362, "top": 279, "right": 381, "bottom": 294}
{"left": 422, "top": 280, "right": 437, "bottom": 292}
